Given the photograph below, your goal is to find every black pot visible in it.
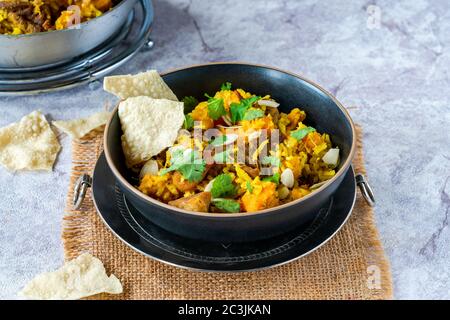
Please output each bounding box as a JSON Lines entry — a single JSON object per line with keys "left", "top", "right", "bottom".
{"left": 104, "top": 63, "right": 356, "bottom": 243}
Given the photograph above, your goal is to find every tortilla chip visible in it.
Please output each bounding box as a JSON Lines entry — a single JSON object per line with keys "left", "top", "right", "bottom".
{"left": 118, "top": 96, "right": 184, "bottom": 167}
{"left": 103, "top": 70, "right": 178, "bottom": 101}
{"left": 52, "top": 111, "right": 111, "bottom": 140}
{"left": 0, "top": 111, "right": 60, "bottom": 171}
{"left": 19, "top": 253, "right": 122, "bottom": 300}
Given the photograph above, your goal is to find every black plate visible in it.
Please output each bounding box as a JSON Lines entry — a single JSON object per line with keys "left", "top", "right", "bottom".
{"left": 92, "top": 152, "right": 356, "bottom": 272}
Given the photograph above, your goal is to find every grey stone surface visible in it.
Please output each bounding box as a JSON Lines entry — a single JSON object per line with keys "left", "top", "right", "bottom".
{"left": 0, "top": 0, "right": 449, "bottom": 299}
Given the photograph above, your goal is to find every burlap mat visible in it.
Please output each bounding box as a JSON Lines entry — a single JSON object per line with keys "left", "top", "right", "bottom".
{"left": 62, "top": 126, "right": 393, "bottom": 300}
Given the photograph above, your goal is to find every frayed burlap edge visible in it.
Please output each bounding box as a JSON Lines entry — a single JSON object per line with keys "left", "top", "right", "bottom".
{"left": 61, "top": 125, "right": 393, "bottom": 300}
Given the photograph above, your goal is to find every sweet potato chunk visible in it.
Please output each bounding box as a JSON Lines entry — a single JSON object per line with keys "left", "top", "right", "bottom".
{"left": 169, "top": 192, "right": 211, "bottom": 212}
{"left": 172, "top": 171, "right": 198, "bottom": 192}
{"left": 242, "top": 182, "right": 279, "bottom": 212}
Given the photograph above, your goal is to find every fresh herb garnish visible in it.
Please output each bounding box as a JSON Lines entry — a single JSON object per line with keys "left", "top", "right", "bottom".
{"left": 205, "top": 94, "right": 226, "bottom": 120}
{"left": 243, "top": 109, "right": 264, "bottom": 121}
{"left": 262, "top": 172, "right": 280, "bottom": 184}
{"left": 183, "top": 114, "right": 194, "bottom": 130}
{"left": 182, "top": 96, "right": 199, "bottom": 113}
{"left": 230, "top": 96, "right": 261, "bottom": 123}
{"left": 262, "top": 155, "right": 281, "bottom": 168}
{"left": 212, "top": 198, "right": 241, "bottom": 213}
{"left": 230, "top": 103, "right": 247, "bottom": 124}
{"left": 290, "top": 126, "right": 316, "bottom": 140}
{"left": 160, "top": 149, "right": 206, "bottom": 182}
{"left": 246, "top": 181, "right": 253, "bottom": 193}
{"left": 211, "top": 174, "right": 237, "bottom": 198}
{"left": 220, "top": 82, "right": 232, "bottom": 91}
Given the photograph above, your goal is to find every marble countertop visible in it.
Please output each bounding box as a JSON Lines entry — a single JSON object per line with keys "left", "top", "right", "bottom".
{"left": 1, "top": 0, "right": 449, "bottom": 299}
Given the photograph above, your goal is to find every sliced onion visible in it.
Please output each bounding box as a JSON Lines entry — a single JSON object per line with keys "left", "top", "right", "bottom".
{"left": 221, "top": 115, "right": 233, "bottom": 126}
{"left": 139, "top": 160, "right": 159, "bottom": 180}
{"left": 322, "top": 148, "right": 339, "bottom": 166}
{"left": 183, "top": 148, "right": 195, "bottom": 158}
{"left": 278, "top": 186, "right": 290, "bottom": 199}
{"left": 310, "top": 181, "right": 327, "bottom": 190}
{"left": 248, "top": 130, "right": 262, "bottom": 141}
{"left": 217, "top": 124, "right": 242, "bottom": 130}
{"left": 168, "top": 145, "right": 186, "bottom": 156}
{"left": 258, "top": 99, "right": 280, "bottom": 108}
{"left": 204, "top": 179, "right": 215, "bottom": 192}
{"left": 281, "top": 168, "right": 294, "bottom": 188}
{"left": 177, "top": 129, "right": 191, "bottom": 138}
{"left": 223, "top": 134, "right": 238, "bottom": 145}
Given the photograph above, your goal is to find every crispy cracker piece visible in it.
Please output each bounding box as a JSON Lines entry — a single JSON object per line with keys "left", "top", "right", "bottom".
{"left": 118, "top": 96, "right": 184, "bottom": 168}
{"left": 103, "top": 70, "right": 178, "bottom": 101}
{"left": 19, "top": 253, "right": 123, "bottom": 300}
{"left": 52, "top": 111, "right": 111, "bottom": 140}
{"left": 0, "top": 111, "right": 60, "bottom": 171}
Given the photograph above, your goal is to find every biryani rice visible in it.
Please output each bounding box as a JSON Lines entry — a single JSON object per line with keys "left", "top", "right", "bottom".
{"left": 136, "top": 83, "right": 340, "bottom": 213}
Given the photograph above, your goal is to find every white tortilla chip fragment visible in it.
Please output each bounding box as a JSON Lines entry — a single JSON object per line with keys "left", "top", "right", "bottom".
{"left": 103, "top": 70, "right": 178, "bottom": 101}
{"left": 52, "top": 111, "right": 111, "bottom": 140}
{"left": 19, "top": 253, "right": 123, "bottom": 300}
{"left": 0, "top": 111, "right": 60, "bottom": 171}
{"left": 118, "top": 96, "right": 185, "bottom": 168}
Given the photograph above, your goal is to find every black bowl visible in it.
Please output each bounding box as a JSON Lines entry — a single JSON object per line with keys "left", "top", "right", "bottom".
{"left": 104, "top": 63, "right": 356, "bottom": 242}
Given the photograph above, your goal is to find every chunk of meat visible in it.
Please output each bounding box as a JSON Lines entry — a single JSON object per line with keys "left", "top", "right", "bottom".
{"left": 241, "top": 165, "right": 259, "bottom": 179}
{"left": 93, "top": 0, "right": 113, "bottom": 11}
{"left": 287, "top": 108, "right": 306, "bottom": 130}
{"left": 204, "top": 163, "right": 225, "bottom": 177}
{"left": 169, "top": 192, "right": 211, "bottom": 212}
{"left": 267, "top": 107, "right": 279, "bottom": 124}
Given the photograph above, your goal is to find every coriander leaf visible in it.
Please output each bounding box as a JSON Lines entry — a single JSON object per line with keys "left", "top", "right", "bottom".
{"left": 159, "top": 166, "right": 175, "bottom": 176}
{"left": 207, "top": 97, "right": 226, "bottom": 120}
{"left": 229, "top": 96, "right": 261, "bottom": 123}
{"left": 183, "top": 114, "right": 194, "bottom": 130}
{"left": 209, "top": 135, "right": 228, "bottom": 147}
{"left": 242, "top": 95, "right": 261, "bottom": 106}
{"left": 262, "top": 155, "right": 281, "bottom": 168}
{"left": 230, "top": 102, "right": 248, "bottom": 123}
{"left": 177, "top": 162, "right": 206, "bottom": 182}
{"left": 160, "top": 148, "right": 185, "bottom": 175}
{"left": 159, "top": 149, "right": 183, "bottom": 176}
{"left": 220, "top": 82, "right": 232, "bottom": 91}
{"left": 211, "top": 173, "right": 237, "bottom": 198}
{"left": 246, "top": 181, "right": 253, "bottom": 193}
{"left": 290, "top": 126, "right": 316, "bottom": 140}
{"left": 213, "top": 149, "right": 233, "bottom": 163}
{"left": 159, "top": 149, "right": 206, "bottom": 182}
{"left": 262, "top": 172, "right": 280, "bottom": 184}
{"left": 212, "top": 198, "right": 241, "bottom": 213}
{"left": 243, "top": 109, "right": 265, "bottom": 121}
{"left": 182, "top": 96, "right": 199, "bottom": 113}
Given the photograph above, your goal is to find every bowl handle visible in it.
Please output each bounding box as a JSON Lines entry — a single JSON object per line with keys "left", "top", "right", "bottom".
{"left": 355, "top": 174, "right": 375, "bottom": 207}
{"left": 73, "top": 173, "right": 92, "bottom": 210}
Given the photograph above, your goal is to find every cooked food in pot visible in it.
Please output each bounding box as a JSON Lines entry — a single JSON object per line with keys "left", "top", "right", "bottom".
{"left": 0, "top": 0, "right": 119, "bottom": 35}
{"left": 113, "top": 78, "right": 340, "bottom": 214}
